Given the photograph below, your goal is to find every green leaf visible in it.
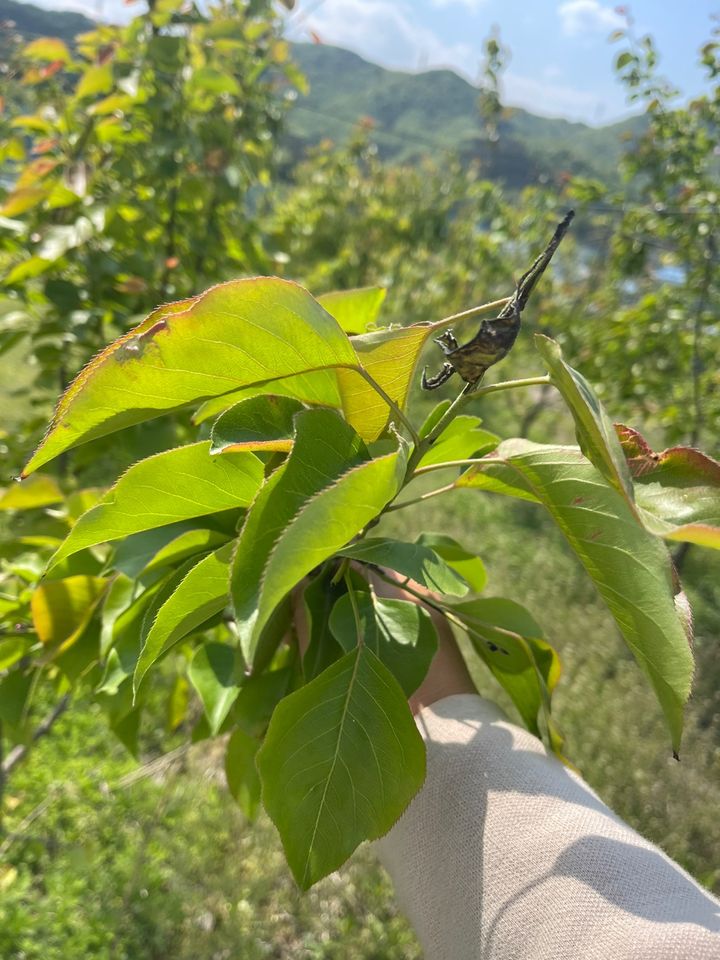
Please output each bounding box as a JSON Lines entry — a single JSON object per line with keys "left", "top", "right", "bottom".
{"left": 417, "top": 416, "right": 499, "bottom": 468}
{"left": 76, "top": 63, "right": 113, "bottom": 99}
{"left": 415, "top": 533, "right": 487, "bottom": 593}
{"left": 233, "top": 668, "right": 292, "bottom": 737}
{"left": 101, "top": 561, "right": 201, "bottom": 690}
{"left": 166, "top": 675, "right": 189, "bottom": 732}
{"left": 141, "top": 528, "right": 230, "bottom": 575}
{"left": 301, "top": 574, "right": 345, "bottom": 681}
{"left": 225, "top": 728, "right": 261, "bottom": 820}
{"left": 192, "top": 371, "right": 341, "bottom": 426}
{"left": 449, "top": 597, "right": 561, "bottom": 743}
{"left": 111, "top": 522, "right": 201, "bottom": 578}
{"left": 616, "top": 424, "right": 720, "bottom": 548}
{"left": 329, "top": 591, "right": 438, "bottom": 696}
{"left": 188, "top": 66, "right": 241, "bottom": 96}
{"left": 337, "top": 323, "right": 437, "bottom": 441}
{"left": 535, "top": 335, "right": 635, "bottom": 506}
{"left": 134, "top": 542, "right": 234, "bottom": 692}
{"left": 49, "top": 442, "right": 262, "bottom": 569}
{"left": 0, "top": 637, "right": 29, "bottom": 671}
{"left": 231, "top": 408, "right": 369, "bottom": 662}
{"left": 419, "top": 400, "right": 452, "bottom": 439}
{"left": 188, "top": 641, "right": 242, "bottom": 735}
{"left": 111, "top": 708, "right": 141, "bottom": 757}
{"left": 256, "top": 647, "right": 425, "bottom": 889}
{"left": 317, "top": 286, "right": 387, "bottom": 334}
{"left": 24, "top": 279, "right": 359, "bottom": 475}
{"left": 456, "top": 440, "right": 694, "bottom": 752}
{"left": 0, "top": 474, "right": 63, "bottom": 511}
{"left": 247, "top": 444, "right": 407, "bottom": 661}
{"left": 210, "top": 395, "right": 303, "bottom": 454}
{"left": 0, "top": 670, "right": 33, "bottom": 732}
{"left": 338, "top": 537, "right": 470, "bottom": 597}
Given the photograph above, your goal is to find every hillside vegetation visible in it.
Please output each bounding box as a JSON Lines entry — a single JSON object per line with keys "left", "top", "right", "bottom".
{"left": 1, "top": 0, "right": 642, "bottom": 186}
{"left": 289, "top": 42, "right": 644, "bottom": 185}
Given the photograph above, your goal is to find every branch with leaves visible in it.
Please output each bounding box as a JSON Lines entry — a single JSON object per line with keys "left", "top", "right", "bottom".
{"left": 2, "top": 214, "right": 719, "bottom": 891}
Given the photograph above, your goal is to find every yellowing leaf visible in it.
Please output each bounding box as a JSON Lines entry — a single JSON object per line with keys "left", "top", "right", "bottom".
{"left": 1, "top": 187, "right": 47, "bottom": 217}
{"left": 0, "top": 474, "right": 63, "bottom": 511}
{"left": 76, "top": 63, "right": 113, "bottom": 99}
{"left": 22, "top": 38, "right": 71, "bottom": 63}
{"left": 338, "top": 323, "right": 436, "bottom": 441}
{"left": 31, "top": 575, "right": 107, "bottom": 649}
{"left": 24, "top": 278, "right": 359, "bottom": 475}
{"left": 317, "top": 286, "right": 386, "bottom": 334}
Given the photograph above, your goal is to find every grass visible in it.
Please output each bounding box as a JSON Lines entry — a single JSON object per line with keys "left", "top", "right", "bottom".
{"left": 0, "top": 703, "right": 421, "bottom": 960}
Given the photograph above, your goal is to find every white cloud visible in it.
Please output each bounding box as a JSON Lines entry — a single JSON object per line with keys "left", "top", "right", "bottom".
{"left": 557, "top": 0, "right": 624, "bottom": 37}
{"left": 429, "top": 0, "right": 487, "bottom": 10}
{"left": 503, "top": 69, "right": 605, "bottom": 122}
{"left": 288, "top": 0, "right": 476, "bottom": 76}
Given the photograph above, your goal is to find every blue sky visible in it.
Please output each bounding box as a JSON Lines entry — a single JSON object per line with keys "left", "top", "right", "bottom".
{"left": 31, "top": 0, "right": 720, "bottom": 124}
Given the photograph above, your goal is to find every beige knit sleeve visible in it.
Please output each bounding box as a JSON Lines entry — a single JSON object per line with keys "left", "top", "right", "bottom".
{"left": 374, "top": 694, "right": 720, "bottom": 960}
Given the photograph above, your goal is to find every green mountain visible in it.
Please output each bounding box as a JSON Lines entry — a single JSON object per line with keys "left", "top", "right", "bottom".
{"left": 287, "top": 43, "right": 643, "bottom": 186}
{"left": 0, "top": 0, "right": 93, "bottom": 42}
{"left": 2, "top": 0, "right": 641, "bottom": 185}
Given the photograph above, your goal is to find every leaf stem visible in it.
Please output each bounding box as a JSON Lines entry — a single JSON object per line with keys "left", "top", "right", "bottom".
{"left": 412, "top": 457, "right": 504, "bottom": 478}
{"left": 344, "top": 570, "right": 364, "bottom": 647}
{"left": 404, "top": 376, "right": 551, "bottom": 481}
{"left": 433, "top": 296, "right": 512, "bottom": 330}
{"left": 354, "top": 367, "right": 421, "bottom": 446}
{"left": 460, "top": 375, "right": 551, "bottom": 404}
{"left": 384, "top": 482, "right": 456, "bottom": 513}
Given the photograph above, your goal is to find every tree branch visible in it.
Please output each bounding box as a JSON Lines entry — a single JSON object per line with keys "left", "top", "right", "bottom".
{"left": 1, "top": 695, "right": 70, "bottom": 777}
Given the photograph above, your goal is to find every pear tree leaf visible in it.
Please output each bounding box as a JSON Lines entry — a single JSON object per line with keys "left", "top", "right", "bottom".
{"left": 192, "top": 370, "right": 341, "bottom": 425}
{"left": 616, "top": 423, "right": 720, "bottom": 548}
{"left": 301, "top": 574, "right": 346, "bottom": 681}
{"left": 24, "top": 278, "right": 359, "bottom": 474}
{"left": 317, "top": 286, "right": 387, "bottom": 334}
{"left": 535, "top": 335, "right": 635, "bottom": 506}
{"left": 338, "top": 537, "right": 469, "bottom": 597}
{"left": 337, "top": 323, "right": 438, "bottom": 441}
{"left": 0, "top": 474, "right": 63, "bottom": 510}
{"left": 231, "top": 408, "right": 369, "bottom": 662}
{"left": 329, "top": 591, "right": 438, "bottom": 696}
{"left": 256, "top": 646, "right": 425, "bottom": 889}
{"left": 415, "top": 533, "right": 487, "bottom": 593}
{"left": 456, "top": 439, "right": 694, "bottom": 753}
{"left": 417, "top": 416, "right": 499, "bottom": 468}
{"left": 141, "top": 528, "right": 230, "bottom": 574}
{"left": 418, "top": 400, "right": 452, "bottom": 438}
{"left": 244, "top": 446, "right": 407, "bottom": 662}
{"left": 31, "top": 575, "right": 108, "bottom": 650}
{"left": 225, "top": 727, "right": 261, "bottom": 820}
{"left": 448, "top": 597, "right": 562, "bottom": 748}
{"left": 210, "top": 395, "right": 303, "bottom": 454}
{"left": 134, "top": 541, "right": 235, "bottom": 692}
{"left": 49, "top": 442, "right": 262, "bottom": 569}
{"left": 188, "top": 641, "right": 242, "bottom": 735}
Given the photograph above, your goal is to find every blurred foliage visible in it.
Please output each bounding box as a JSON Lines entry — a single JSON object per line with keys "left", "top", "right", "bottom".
{"left": 0, "top": 0, "right": 300, "bottom": 473}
